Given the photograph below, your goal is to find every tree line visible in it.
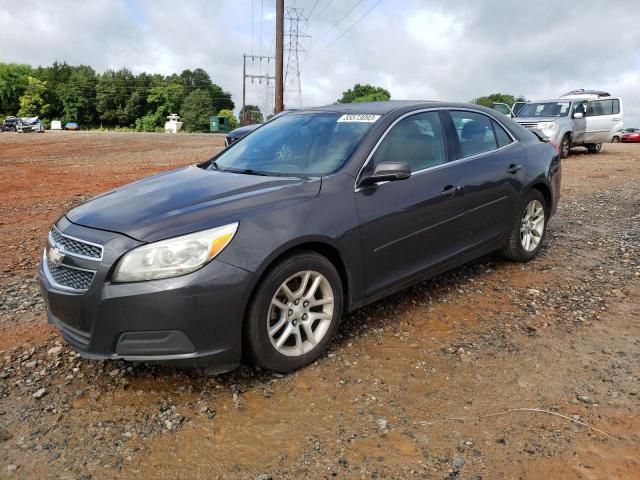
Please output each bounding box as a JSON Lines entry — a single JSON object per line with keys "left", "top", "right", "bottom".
{"left": 0, "top": 62, "right": 237, "bottom": 132}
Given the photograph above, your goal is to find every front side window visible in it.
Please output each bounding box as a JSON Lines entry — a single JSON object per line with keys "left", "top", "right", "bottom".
{"left": 212, "top": 112, "right": 376, "bottom": 176}
{"left": 370, "top": 111, "right": 446, "bottom": 172}
{"left": 450, "top": 111, "right": 498, "bottom": 158}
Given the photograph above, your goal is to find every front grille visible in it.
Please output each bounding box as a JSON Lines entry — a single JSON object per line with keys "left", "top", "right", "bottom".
{"left": 46, "top": 262, "right": 95, "bottom": 291}
{"left": 50, "top": 228, "right": 102, "bottom": 259}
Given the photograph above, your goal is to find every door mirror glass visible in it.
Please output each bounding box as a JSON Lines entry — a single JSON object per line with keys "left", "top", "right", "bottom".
{"left": 359, "top": 162, "right": 411, "bottom": 187}
{"left": 573, "top": 112, "right": 584, "bottom": 119}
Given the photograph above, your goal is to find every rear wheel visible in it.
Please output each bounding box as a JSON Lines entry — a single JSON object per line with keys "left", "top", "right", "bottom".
{"left": 244, "top": 252, "right": 343, "bottom": 372}
{"left": 559, "top": 134, "right": 571, "bottom": 158}
{"left": 587, "top": 143, "right": 602, "bottom": 154}
{"left": 612, "top": 136, "right": 620, "bottom": 143}
{"left": 501, "top": 190, "right": 547, "bottom": 262}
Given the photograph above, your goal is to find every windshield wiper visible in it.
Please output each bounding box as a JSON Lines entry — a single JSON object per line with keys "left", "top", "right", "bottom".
{"left": 220, "top": 167, "right": 270, "bottom": 176}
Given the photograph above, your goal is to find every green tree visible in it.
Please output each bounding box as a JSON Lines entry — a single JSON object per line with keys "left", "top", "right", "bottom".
{"left": 217, "top": 109, "right": 237, "bottom": 130}
{"left": 180, "top": 89, "right": 214, "bottom": 132}
{"left": 18, "top": 76, "right": 50, "bottom": 117}
{"left": 471, "top": 93, "right": 526, "bottom": 108}
{"left": 59, "top": 66, "right": 97, "bottom": 124}
{"left": 95, "top": 68, "right": 136, "bottom": 126}
{"left": 0, "top": 63, "right": 33, "bottom": 114}
{"left": 147, "top": 81, "right": 185, "bottom": 119}
{"left": 238, "top": 104, "right": 263, "bottom": 124}
{"left": 337, "top": 83, "right": 391, "bottom": 103}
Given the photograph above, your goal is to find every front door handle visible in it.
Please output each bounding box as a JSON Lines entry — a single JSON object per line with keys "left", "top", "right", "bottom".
{"left": 507, "top": 163, "right": 522, "bottom": 174}
{"left": 441, "top": 185, "right": 461, "bottom": 197}
{"left": 613, "top": 117, "right": 621, "bottom": 121}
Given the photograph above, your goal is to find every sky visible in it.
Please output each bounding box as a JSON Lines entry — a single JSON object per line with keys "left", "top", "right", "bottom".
{"left": 1, "top": 0, "right": 639, "bottom": 125}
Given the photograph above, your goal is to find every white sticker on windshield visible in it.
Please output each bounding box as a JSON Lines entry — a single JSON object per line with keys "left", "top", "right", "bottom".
{"left": 336, "top": 114, "right": 381, "bottom": 123}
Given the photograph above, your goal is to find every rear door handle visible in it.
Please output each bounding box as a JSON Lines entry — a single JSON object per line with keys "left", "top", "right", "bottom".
{"left": 441, "top": 185, "right": 461, "bottom": 197}
{"left": 507, "top": 164, "right": 522, "bottom": 174}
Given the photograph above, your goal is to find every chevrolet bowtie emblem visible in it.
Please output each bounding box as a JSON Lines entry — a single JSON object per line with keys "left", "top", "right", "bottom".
{"left": 47, "top": 246, "right": 65, "bottom": 267}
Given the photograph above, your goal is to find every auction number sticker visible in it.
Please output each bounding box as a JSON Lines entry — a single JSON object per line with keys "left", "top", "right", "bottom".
{"left": 337, "top": 114, "right": 381, "bottom": 123}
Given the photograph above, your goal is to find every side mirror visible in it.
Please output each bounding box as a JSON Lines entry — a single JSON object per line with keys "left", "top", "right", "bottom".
{"left": 573, "top": 112, "right": 584, "bottom": 119}
{"left": 358, "top": 162, "right": 411, "bottom": 188}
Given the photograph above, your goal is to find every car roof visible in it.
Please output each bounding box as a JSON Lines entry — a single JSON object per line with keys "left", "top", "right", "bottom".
{"left": 293, "top": 100, "right": 499, "bottom": 116}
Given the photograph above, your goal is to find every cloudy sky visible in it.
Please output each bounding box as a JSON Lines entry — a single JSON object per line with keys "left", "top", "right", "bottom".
{"left": 2, "top": 0, "right": 639, "bottom": 124}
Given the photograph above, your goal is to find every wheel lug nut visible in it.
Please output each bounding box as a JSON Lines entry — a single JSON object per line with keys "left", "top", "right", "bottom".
{"left": 302, "top": 314, "right": 308, "bottom": 320}
{"left": 303, "top": 301, "right": 308, "bottom": 307}
{"left": 292, "top": 320, "right": 297, "bottom": 326}
{"left": 288, "top": 310, "right": 293, "bottom": 316}
{"left": 294, "top": 300, "right": 299, "bottom": 305}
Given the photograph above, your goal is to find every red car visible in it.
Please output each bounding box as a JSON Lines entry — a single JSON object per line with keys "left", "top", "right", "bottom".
{"left": 621, "top": 128, "right": 640, "bottom": 142}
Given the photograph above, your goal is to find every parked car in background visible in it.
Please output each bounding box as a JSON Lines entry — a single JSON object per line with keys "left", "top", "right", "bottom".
{"left": 224, "top": 110, "right": 297, "bottom": 147}
{"left": 1, "top": 116, "right": 20, "bottom": 132}
{"left": 225, "top": 123, "right": 261, "bottom": 146}
{"left": 621, "top": 128, "right": 640, "bottom": 143}
{"left": 40, "top": 101, "right": 561, "bottom": 374}
{"left": 17, "top": 117, "right": 45, "bottom": 133}
{"left": 514, "top": 91, "right": 623, "bottom": 158}
{"left": 611, "top": 128, "right": 625, "bottom": 143}
{"left": 65, "top": 122, "right": 79, "bottom": 130}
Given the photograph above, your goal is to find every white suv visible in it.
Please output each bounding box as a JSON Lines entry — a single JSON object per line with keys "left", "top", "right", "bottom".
{"left": 513, "top": 90, "right": 623, "bottom": 158}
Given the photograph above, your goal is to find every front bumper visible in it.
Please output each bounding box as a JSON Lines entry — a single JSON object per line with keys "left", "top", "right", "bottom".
{"left": 39, "top": 217, "right": 254, "bottom": 371}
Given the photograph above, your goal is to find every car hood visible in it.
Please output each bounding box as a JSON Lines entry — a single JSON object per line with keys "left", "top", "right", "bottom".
{"left": 66, "top": 165, "right": 321, "bottom": 242}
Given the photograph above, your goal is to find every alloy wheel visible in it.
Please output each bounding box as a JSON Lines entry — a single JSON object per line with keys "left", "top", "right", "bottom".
{"left": 267, "top": 270, "right": 334, "bottom": 357}
{"left": 520, "top": 199, "right": 545, "bottom": 252}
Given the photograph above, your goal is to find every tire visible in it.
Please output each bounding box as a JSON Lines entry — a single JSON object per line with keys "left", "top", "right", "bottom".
{"left": 559, "top": 133, "right": 571, "bottom": 158}
{"left": 500, "top": 189, "right": 548, "bottom": 262}
{"left": 587, "top": 143, "right": 602, "bottom": 154}
{"left": 244, "top": 251, "right": 344, "bottom": 372}
{"left": 612, "top": 137, "right": 619, "bottom": 143}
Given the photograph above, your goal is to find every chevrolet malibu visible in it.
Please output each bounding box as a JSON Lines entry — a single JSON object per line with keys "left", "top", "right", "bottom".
{"left": 39, "top": 101, "right": 561, "bottom": 373}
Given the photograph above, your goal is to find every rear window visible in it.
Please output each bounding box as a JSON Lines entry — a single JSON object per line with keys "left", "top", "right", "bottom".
{"left": 492, "top": 120, "right": 513, "bottom": 148}
{"left": 450, "top": 111, "right": 498, "bottom": 158}
{"left": 587, "top": 99, "right": 620, "bottom": 116}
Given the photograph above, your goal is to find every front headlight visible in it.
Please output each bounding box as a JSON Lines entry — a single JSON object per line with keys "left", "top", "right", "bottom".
{"left": 112, "top": 222, "right": 238, "bottom": 282}
{"left": 538, "top": 121, "right": 557, "bottom": 131}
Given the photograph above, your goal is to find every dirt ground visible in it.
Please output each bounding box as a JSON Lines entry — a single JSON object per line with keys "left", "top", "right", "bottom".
{"left": 0, "top": 131, "right": 638, "bottom": 480}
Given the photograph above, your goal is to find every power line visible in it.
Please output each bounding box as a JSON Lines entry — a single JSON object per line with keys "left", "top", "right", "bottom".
{"left": 308, "top": 0, "right": 320, "bottom": 18}
{"left": 314, "top": 0, "right": 384, "bottom": 55}
{"left": 312, "top": 0, "right": 332, "bottom": 21}
{"left": 313, "top": 0, "right": 363, "bottom": 45}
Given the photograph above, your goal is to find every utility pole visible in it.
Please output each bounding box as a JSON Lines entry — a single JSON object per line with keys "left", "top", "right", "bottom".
{"left": 242, "top": 54, "right": 247, "bottom": 125}
{"left": 275, "top": 0, "right": 284, "bottom": 113}
{"left": 241, "top": 54, "right": 275, "bottom": 126}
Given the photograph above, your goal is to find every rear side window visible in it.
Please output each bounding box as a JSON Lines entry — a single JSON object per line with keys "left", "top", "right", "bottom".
{"left": 371, "top": 111, "right": 446, "bottom": 172}
{"left": 587, "top": 99, "right": 620, "bottom": 116}
{"left": 492, "top": 120, "right": 513, "bottom": 148}
{"left": 450, "top": 111, "right": 498, "bottom": 158}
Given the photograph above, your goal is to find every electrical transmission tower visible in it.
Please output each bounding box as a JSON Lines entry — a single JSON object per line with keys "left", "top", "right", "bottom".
{"left": 284, "top": 7, "right": 310, "bottom": 108}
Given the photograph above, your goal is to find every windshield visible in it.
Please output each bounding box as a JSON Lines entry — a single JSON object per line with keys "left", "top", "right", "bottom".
{"left": 211, "top": 112, "right": 377, "bottom": 176}
{"left": 516, "top": 101, "right": 571, "bottom": 118}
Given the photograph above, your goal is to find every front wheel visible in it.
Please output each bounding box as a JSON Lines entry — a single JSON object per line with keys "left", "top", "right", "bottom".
{"left": 612, "top": 137, "right": 619, "bottom": 143}
{"left": 559, "top": 134, "right": 571, "bottom": 158}
{"left": 587, "top": 143, "right": 602, "bottom": 154}
{"left": 501, "top": 190, "right": 548, "bottom": 262}
{"left": 244, "top": 252, "right": 343, "bottom": 372}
